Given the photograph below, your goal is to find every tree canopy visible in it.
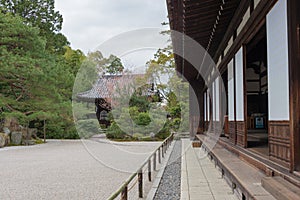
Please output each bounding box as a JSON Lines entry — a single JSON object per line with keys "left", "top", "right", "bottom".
{"left": 0, "top": 0, "right": 69, "bottom": 53}
{"left": 0, "top": 9, "right": 80, "bottom": 139}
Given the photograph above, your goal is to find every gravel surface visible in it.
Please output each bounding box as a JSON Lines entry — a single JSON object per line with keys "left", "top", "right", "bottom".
{"left": 154, "top": 140, "right": 182, "bottom": 200}
{"left": 0, "top": 139, "right": 160, "bottom": 200}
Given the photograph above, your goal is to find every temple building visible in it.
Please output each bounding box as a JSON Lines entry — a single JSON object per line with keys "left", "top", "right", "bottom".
{"left": 167, "top": 0, "right": 300, "bottom": 198}
{"left": 76, "top": 74, "right": 160, "bottom": 127}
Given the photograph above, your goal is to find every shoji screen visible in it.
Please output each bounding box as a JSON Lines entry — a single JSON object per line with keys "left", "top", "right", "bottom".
{"left": 228, "top": 59, "right": 235, "bottom": 121}
{"left": 235, "top": 48, "right": 244, "bottom": 121}
{"left": 267, "top": 0, "right": 290, "bottom": 120}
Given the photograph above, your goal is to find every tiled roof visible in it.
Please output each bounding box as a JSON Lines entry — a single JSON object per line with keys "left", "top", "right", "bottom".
{"left": 76, "top": 74, "right": 144, "bottom": 101}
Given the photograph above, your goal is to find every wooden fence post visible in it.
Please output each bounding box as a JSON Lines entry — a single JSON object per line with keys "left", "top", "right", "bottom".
{"left": 43, "top": 119, "right": 46, "bottom": 143}
{"left": 121, "top": 186, "right": 127, "bottom": 200}
{"left": 164, "top": 141, "right": 167, "bottom": 153}
{"left": 138, "top": 170, "right": 143, "bottom": 198}
{"left": 153, "top": 152, "right": 157, "bottom": 171}
{"left": 148, "top": 159, "right": 151, "bottom": 182}
{"left": 158, "top": 148, "right": 161, "bottom": 163}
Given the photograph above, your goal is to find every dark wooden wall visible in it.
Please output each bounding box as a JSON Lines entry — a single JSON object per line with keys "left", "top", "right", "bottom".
{"left": 269, "top": 121, "right": 291, "bottom": 168}
{"left": 229, "top": 121, "right": 236, "bottom": 144}
{"left": 236, "top": 121, "right": 247, "bottom": 147}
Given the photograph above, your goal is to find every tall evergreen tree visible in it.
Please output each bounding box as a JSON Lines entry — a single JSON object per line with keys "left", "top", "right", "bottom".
{"left": 0, "top": 0, "right": 69, "bottom": 53}
{"left": 0, "top": 12, "right": 78, "bottom": 138}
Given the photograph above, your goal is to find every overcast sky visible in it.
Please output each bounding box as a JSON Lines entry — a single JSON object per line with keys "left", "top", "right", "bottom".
{"left": 55, "top": 0, "right": 169, "bottom": 54}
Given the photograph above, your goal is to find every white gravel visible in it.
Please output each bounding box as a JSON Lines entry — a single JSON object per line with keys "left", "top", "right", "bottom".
{"left": 0, "top": 139, "right": 161, "bottom": 200}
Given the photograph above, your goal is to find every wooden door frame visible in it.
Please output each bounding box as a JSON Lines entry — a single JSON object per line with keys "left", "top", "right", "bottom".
{"left": 242, "top": 18, "right": 267, "bottom": 149}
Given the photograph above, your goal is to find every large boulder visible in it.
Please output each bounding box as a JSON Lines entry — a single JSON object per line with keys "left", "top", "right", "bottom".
{"left": 11, "top": 131, "right": 22, "bottom": 145}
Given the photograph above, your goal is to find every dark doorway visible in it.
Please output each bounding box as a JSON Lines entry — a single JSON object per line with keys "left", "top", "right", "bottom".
{"left": 245, "top": 24, "right": 269, "bottom": 155}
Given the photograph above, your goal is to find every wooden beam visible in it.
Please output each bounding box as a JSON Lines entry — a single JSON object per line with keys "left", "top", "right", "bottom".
{"left": 217, "top": 0, "right": 278, "bottom": 71}
{"left": 212, "top": 0, "right": 250, "bottom": 63}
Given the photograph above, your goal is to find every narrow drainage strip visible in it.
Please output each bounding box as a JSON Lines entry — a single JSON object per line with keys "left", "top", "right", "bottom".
{"left": 153, "top": 140, "right": 182, "bottom": 200}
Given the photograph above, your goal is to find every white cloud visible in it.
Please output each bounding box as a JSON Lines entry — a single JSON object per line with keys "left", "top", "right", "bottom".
{"left": 55, "top": 0, "right": 168, "bottom": 54}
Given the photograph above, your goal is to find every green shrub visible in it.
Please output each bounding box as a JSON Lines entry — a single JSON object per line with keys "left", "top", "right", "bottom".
{"left": 106, "top": 122, "right": 126, "bottom": 139}
{"left": 171, "top": 118, "right": 181, "bottom": 130}
{"left": 155, "top": 121, "right": 171, "bottom": 139}
{"left": 136, "top": 112, "right": 151, "bottom": 126}
{"left": 76, "top": 119, "right": 100, "bottom": 138}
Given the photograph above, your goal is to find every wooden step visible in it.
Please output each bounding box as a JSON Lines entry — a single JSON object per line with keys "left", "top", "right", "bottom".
{"left": 262, "top": 176, "right": 300, "bottom": 200}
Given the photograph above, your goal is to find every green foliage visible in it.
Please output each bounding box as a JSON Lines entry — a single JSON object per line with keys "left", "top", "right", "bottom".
{"left": 63, "top": 46, "right": 86, "bottom": 76}
{"left": 35, "top": 139, "right": 44, "bottom": 144}
{"left": 104, "top": 55, "right": 124, "bottom": 75}
{"left": 170, "top": 118, "right": 181, "bottom": 130}
{"left": 129, "top": 92, "right": 149, "bottom": 112}
{"left": 72, "top": 102, "right": 95, "bottom": 120}
{"left": 0, "top": 11, "right": 81, "bottom": 139}
{"left": 0, "top": 0, "right": 69, "bottom": 52}
{"left": 155, "top": 120, "right": 171, "bottom": 139}
{"left": 86, "top": 51, "right": 124, "bottom": 75}
{"left": 136, "top": 112, "right": 151, "bottom": 126}
{"left": 169, "top": 104, "right": 181, "bottom": 119}
{"left": 146, "top": 42, "right": 190, "bottom": 133}
{"left": 106, "top": 122, "right": 126, "bottom": 139}
{"left": 76, "top": 119, "right": 99, "bottom": 139}
{"left": 73, "top": 58, "right": 98, "bottom": 94}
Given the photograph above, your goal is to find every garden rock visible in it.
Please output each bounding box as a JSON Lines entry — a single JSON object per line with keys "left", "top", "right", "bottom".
{"left": 23, "top": 139, "right": 35, "bottom": 146}
{"left": 11, "top": 132, "right": 22, "bottom": 145}
{"left": 28, "top": 128, "right": 38, "bottom": 139}
{"left": 4, "top": 118, "right": 20, "bottom": 131}
{"left": 0, "top": 133, "right": 6, "bottom": 148}
{"left": 3, "top": 127, "right": 11, "bottom": 135}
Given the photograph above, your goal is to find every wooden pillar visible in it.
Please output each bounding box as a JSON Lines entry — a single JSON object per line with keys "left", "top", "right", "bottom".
{"left": 288, "top": 0, "right": 300, "bottom": 172}
{"left": 189, "top": 78, "right": 205, "bottom": 137}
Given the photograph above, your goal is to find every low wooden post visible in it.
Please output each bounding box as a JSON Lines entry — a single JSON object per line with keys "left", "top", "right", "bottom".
{"left": 148, "top": 159, "right": 151, "bottom": 182}
{"left": 162, "top": 144, "right": 164, "bottom": 158}
{"left": 43, "top": 119, "right": 46, "bottom": 143}
{"left": 121, "top": 186, "right": 128, "bottom": 200}
{"left": 158, "top": 148, "right": 161, "bottom": 163}
{"left": 138, "top": 170, "right": 143, "bottom": 198}
{"left": 153, "top": 152, "right": 157, "bottom": 171}
{"left": 164, "top": 142, "right": 167, "bottom": 153}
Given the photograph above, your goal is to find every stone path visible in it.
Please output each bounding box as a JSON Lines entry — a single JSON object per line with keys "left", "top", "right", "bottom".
{"left": 181, "top": 139, "right": 239, "bottom": 200}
